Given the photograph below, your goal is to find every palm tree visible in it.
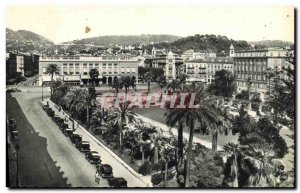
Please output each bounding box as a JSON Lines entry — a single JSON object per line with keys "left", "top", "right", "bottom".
{"left": 178, "top": 74, "right": 188, "bottom": 90}
{"left": 156, "top": 75, "right": 167, "bottom": 96}
{"left": 263, "top": 68, "right": 274, "bottom": 94}
{"left": 88, "top": 108, "right": 103, "bottom": 129}
{"left": 224, "top": 142, "right": 241, "bottom": 187}
{"left": 89, "top": 68, "right": 99, "bottom": 86}
{"left": 108, "top": 101, "right": 137, "bottom": 149}
{"left": 120, "top": 76, "right": 134, "bottom": 94}
{"left": 166, "top": 110, "right": 185, "bottom": 167}
{"left": 77, "top": 89, "right": 95, "bottom": 124}
{"left": 243, "top": 146, "right": 277, "bottom": 187}
{"left": 166, "top": 82, "right": 220, "bottom": 187}
{"left": 167, "top": 79, "right": 181, "bottom": 93}
{"left": 144, "top": 71, "right": 155, "bottom": 94}
{"left": 46, "top": 64, "right": 59, "bottom": 97}
{"left": 64, "top": 89, "right": 83, "bottom": 130}
{"left": 111, "top": 79, "right": 123, "bottom": 94}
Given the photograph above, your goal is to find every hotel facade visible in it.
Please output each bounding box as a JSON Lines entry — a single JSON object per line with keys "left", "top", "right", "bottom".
{"left": 38, "top": 55, "right": 139, "bottom": 86}
{"left": 184, "top": 57, "right": 234, "bottom": 84}
{"left": 233, "top": 47, "right": 290, "bottom": 93}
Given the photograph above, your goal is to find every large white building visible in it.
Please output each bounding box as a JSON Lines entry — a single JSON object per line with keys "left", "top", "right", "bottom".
{"left": 233, "top": 47, "right": 291, "bottom": 93}
{"left": 38, "top": 55, "right": 139, "bottom": 86}
{"left": 184, "top": 57, "right": 234, "bottom": 84}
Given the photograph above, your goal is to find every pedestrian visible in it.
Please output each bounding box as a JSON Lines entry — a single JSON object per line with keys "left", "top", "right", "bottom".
{"left": 95, "top": 171, "right": 100, "bottom": 184}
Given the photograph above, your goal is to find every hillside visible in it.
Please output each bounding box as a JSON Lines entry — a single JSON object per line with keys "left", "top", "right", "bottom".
{"left": 6, "top": 28, "right": 55, "bottom": 54}
{"left": 146, "top": 34, "right": 251, "bottom": 56}
{"left": 64, "top": 34, "right": 182, "bottom": 46}
{"left": 249, "top": 40, "right": 294, "bottom": 48}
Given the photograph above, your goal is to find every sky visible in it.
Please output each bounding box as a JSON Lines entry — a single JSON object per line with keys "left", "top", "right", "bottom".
{"left": 6, "top": 6, "right": 294, "bottom": 44}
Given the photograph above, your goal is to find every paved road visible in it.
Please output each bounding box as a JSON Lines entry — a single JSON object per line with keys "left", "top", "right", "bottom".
{"left": 8, "top": 91, "right": 108, "bottom": 187}
{"left": 7, "top": 89, "right": 149, "bottom": 187}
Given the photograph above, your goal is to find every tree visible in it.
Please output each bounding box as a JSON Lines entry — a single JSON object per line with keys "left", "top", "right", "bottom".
{"left": 144, "top": 71, "right": 155, "bottom": 93}
{"left": 88, "top": 108, "right": 103, "bottom": 131}
{"left": 108, "top": 101, "right": 137, "bottom": 149}
{"left": 120, "top": 76, "right": 134, "bottom": 94}
{"left": 189, "top": 143, "right": 224, "bottom": 187}
{"left": 223, "top": 142, "right": 241, "bottom": 187}
{"left": 208, "top": 70, "right": 236, "bottom": 98}
{"left": 46, "top": 64, "right": 59, "bottom": 97}
{"left": 166, "top": 82, "right": 220, "bottom": 187}
{"left": 156, "top": 75, "right": 167, "bottom": 96}
{"left": 76, "top": 89, "right": 96, "bottom": 124}
{"left": 89, "top": 68, "right": 99, "bottom": 86}
{"left": 167, "top": 79, "right": 181, "bottom": 93}
{"left": 242, "top": 147, "right": 277, "bottom": 187}
{"left": 64, "top": 89, "right": 84, "bottom": 130}
{"left": 111, "top": 79, "right": 123, "bottom": 94}
{"left": 262, "top": 68, "right": 274, "bottom": 94}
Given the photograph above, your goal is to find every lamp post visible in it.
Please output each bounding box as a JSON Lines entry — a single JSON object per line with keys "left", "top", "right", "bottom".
{"left": 41, "top": 78, "right": 44, "bottom": 101}
{"left": 15, "top": 143, "right": 20, "bottom": 187}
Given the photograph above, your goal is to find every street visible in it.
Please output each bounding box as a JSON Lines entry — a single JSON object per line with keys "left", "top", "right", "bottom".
{"left": 7, "top": 90, "right": 108, "bottom": 187}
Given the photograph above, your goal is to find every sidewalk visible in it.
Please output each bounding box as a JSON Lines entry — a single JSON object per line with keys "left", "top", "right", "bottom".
{"left": 136, "top": 114, "right": 223, "bottom": 151}
{"left": 42, "top": 99, "right": 151, "bottom": 187}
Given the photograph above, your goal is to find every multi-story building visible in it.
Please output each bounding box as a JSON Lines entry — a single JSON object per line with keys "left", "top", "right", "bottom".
{"left": 38, "top": 55, "right": 139, "bottom": 86}
{"left": 152, "top": 51, "right": 183, "bottom": 80}
{"left": 6, "top": 52, "right": 40, "bottom": 79}
{"left": 181, "top": 49, "right": 217, "bottom": 61}
{"left": 233, "top": 47, "right": 290, "bottom": 93}
{"left": 184, "top": 57, "right": 234, "bottom": 84}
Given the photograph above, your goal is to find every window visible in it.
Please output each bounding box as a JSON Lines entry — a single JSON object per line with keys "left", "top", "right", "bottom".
{"left": 83, "top": 67, "right": 88, "bottom": 75}
{"left": 43, "top": 67, "right": 47, "bottom": 74}
{"left": 95, "top": 63, "right": 99, "bottom": 67}
{"left": 103, "top": 63, "right": 106, "bottom": 67}
{"left": 75, "top": 64, "right": 80, "bottom": 74}
{"left": 63, "top": 66, "right": 68, "bottom": 75}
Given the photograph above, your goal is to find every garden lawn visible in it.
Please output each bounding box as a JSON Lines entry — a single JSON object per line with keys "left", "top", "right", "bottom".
{"left": 134, "top": 107, "right": 239, "bottom": 147}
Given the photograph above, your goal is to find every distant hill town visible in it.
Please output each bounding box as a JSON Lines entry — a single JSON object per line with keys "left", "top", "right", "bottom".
{"left": 6, "top": 28, "right": 293, "bottom": 57}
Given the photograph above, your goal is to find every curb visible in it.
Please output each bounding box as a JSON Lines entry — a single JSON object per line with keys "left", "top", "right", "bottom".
{"left": 40, "top": 99, "right": 151, "bottom": 187}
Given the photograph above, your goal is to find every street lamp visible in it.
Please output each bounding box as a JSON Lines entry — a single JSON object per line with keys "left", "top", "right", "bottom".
{"left": 15, "top": 143, "right": 20, "bottom": 187}
{"left": 41, "top": 78, "right": 44, "bottom": 101}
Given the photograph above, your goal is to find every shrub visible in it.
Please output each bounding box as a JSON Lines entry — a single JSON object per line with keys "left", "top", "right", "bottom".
{"left": 152, "top": 163, "right": 162, "bottom": 171}
{"left": 138, "top": 161, "right": 153, "bottom": 176}
{"left": 151, "top": 173, "right": 163, "bottom": 185}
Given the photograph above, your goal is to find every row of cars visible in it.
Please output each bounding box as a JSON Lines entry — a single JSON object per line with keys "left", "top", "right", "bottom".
{"left": 7, "top": 118, "right": 20, "bottom": 141}
{"left": 43, "top": 103, "right": 127, "bottom": 188}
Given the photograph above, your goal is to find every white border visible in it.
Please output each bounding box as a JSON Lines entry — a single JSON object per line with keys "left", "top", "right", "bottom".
{"left": 1, "top": 0, "right": 298, "bottom": 193}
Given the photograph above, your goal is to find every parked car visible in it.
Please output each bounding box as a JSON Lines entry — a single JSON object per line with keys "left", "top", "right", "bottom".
{"left": 97, "top": 164, "right": 113, "bottom": 178}
{"left": 52, "top": 115, "right": 61, "bottom": 123}
{"left": 11, "top": 130, "right": 20, "bottom": 140}
{"left": 70, "top": 133, "right": 82, "bottom": 144}
{"left": 63, "top": 128, "right": 74, "bottom": 137}
{"left": 43, "top": 104, "right": 49, "bottom": 110}
{"left": 85, "top": 151, "right": 102, "bottom": 164}
{"left": 108, "top": 177, "right": 127, "bottom": 187}
{"left": 60, "top": 123, "right": 69, "bottom": 131}
{"left": 77, "top": 141, "right": 90, "bottom": 153}
{"left": 45, "top": 108, "right": 55, "bottom": 117}
{"left": 8, "top": 118, "right": 17, "bottom": 130}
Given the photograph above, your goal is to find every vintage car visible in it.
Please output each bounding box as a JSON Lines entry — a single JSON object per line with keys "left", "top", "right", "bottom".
{"left": 45, "top": 108, "right": 55, "bottom": 117}
{"left": 63, "top": 128, "right": 74, "bottom": 137}
{"left": 11, "top": 130, "right": 20, "bottom": 140}
{"left": 77, "top": 141, "right": 90, "bottom": 153}
{"left": 8, "top": 118, "right": 17, "bottom": 130}
{"left": 70, "top": 134, "right": 82, "bottom": 144}
{"left": 108, "top": 177, "right": 127, "bottom": 187}
{"left": 60, "top": 123, "right": 69, "bottom": 131}
{"left": 85, "top": 151, "right": 102, "bottom": 164}
{"left": 42, "top": 104, "right": 49, "bottom": 110}
{"left": 97, "top": 164, "right": 113, "bottom": 178}
{"left": 52, "top": 115, "right": 61, "bottom": 123}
